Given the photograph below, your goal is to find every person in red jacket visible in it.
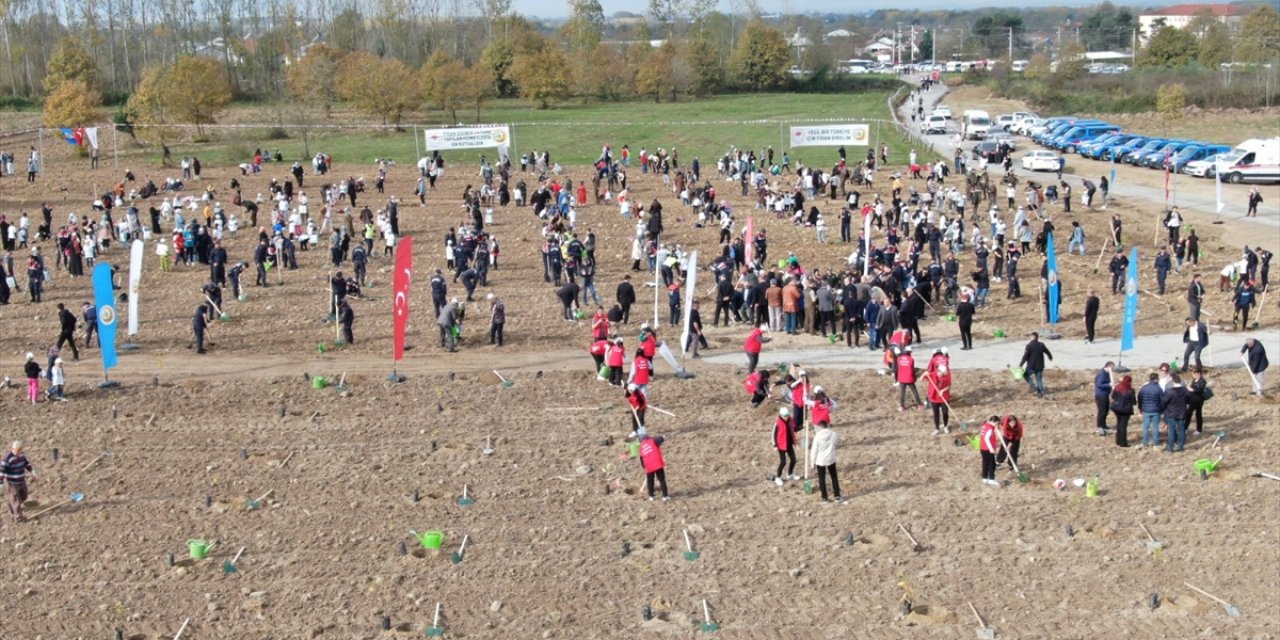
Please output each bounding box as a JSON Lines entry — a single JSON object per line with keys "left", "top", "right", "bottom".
{"left": 789, "top": 369, "right": 809, "bottom": 431}
{"left": 744, "top": 368, "right": 772, "bottom": 407}
{"left": 629, "top": 348, "right": 652, "bottom": 395}
{"left": 639, "top": 324, "right": 658, "bottom": 363}
{"left": 605, "top": 337, "right": 626, "bottom": 386}
{"left": 773, "top": 407, "right": 798, "bottom": 486}
{"left": 996, "top": 415, "right": 1023, "bottom": 471}
{"left": 744, "top": 322, "right": 770, "bottom": 373}
{"left": 896, "top": 346, "right": 923, "bottom": 412}
{"left": 925, "top": 347, "right": 953, "bottom": 434}
{"left": 592, "top": 306, "right": 610, "bottom": 341}
{"left": 637, "top": 431, "right": 669, "bottom": 501}
{"left": 807, "top": 385, "right": 838, "bottom": 425}
{"left": 626, "top": 383, "right": 647, "bottom": 434}
{"left": 590, "top": 338, "right": 608, "bottom": 379}
{"left": 978, "top": 415, "right": 1001, "bottom": 486}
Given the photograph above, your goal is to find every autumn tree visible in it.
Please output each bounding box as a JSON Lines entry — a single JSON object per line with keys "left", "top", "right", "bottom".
{"left": 460, "top": 65, "right": 496, "bottom": 121}
{"left": 42, "top": 79, "right": 102, "bottom": 128}
{"left": 729, "top": 20, "right": 790, "bottom": 91}
{"left": 338, "top": 51, "right": 420, "bottom": 126}
{"left": 125, "top": 66, "right": 177, "bottom": 146}
{"left": 286, "top": 44, "right": 343, "bottom": 117}
{"left": 420, "top": 50, "right": 470, "bottom": 122}
{"left": 1234, "top": 5, "right": 1280, "bottom": 64}
{"left": 635, "top": 43, "right": 673, "bottom": 102}
{"left": 510, "top": 46, "right": 571, "bottom": 109}
{"left": 44, "top": 37, "right": 98, "bottom": 95}
{"left": 1186, "top": 11, "right": 1231, "bottom": 69}
{"left": 126, "top": 58, "right": 233, "bottom": 140}
{"left": 1139, "top": 25, "right": 1198, "bottom": 68}
{"left": 687, "top": 35, "right": 722, "bottom": 96}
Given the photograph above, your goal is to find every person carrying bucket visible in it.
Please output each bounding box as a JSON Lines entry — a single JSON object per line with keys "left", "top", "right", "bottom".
{"left": 590, "top": 338, "right": 608, "bottom": 380}
{"left": 637, "top": 430, "right": 669, "bottom": 501}
{"left": 744, "top": 369, "right": 771, "bottom": 407}
{"left": 626, "top": 384, "right": 647, "bottom": 435}
{"left": 772, "top": 407, "right": 798, "bottom": 486}
{"left": 978, "top": 416, "right": 1000, "bottom": 487}
{"left": 996, "top": 415, "right": 1023, "bottom": 472}
{"left": 926, "top": 348, "right": 952, "bottom": 434}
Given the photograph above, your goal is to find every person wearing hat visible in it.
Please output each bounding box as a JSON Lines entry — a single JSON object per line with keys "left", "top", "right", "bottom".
{"left": 2, "top": 441, "right": 34, "bottom": 522}
{"left": 808, "top": 419, "right": 842, "bottom": 503}
{"left": 896, "top": 346, "right": 923, "bottom": 412}
{"left": 48, "top": 356, "right": 66, "bottom": 401}
{"left": 22, "top": 353, "right": 41, "bottom": 404}
{"left": 626, "top": 383, "right": 647, "bottom": 434}
{"left": 926, "top": 348, "right": 952, "bottom": 434}
{"left": 637, "top": 430, "right": 670, "bottom": 501}
{"left": 605, "top": 337, "right": 626, "bottom": 386}
{"left": 772, "top": 407, "right": 798, "bottom": 486}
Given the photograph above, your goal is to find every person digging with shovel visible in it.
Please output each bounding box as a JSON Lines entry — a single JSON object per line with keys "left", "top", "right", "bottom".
{"left": 743, "top": 369, "right": 771, "bottom": 408}
{"left": 637, "top": 430, "right": 670, "bottom": 502}
{"left": 996, "top": 415, "right": 1023, "bottom": 474}
{"left": 2, "top": 440, "right": 34, "bottom": 522}
{"left": 926, "top": 348, "right": 952, "bottom": 435}
{"left": 626, "top": 384, "right": 647, "bottom": 436}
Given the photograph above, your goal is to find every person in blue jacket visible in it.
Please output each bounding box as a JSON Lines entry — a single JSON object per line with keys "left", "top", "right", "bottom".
{"left": 1137, "top": 373, "right": 1165, "bottom": 448}
{"left": 1093, "top": 362, "right": 1114, "bottom": 436}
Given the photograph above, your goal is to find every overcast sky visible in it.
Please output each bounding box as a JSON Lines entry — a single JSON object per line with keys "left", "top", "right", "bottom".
{"left": 510, "top": 0, "right": 1136, "bottom": 18}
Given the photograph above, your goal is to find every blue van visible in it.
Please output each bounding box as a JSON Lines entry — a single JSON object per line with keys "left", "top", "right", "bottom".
{"left": 1079, "top": 133, "right": 1130, "bottom": 158}
{"left": 1139, "top": 140, "right": 1196, "bottom": 168}
{"left": 1055, "top": 124, "right": 1120, "bottom": 154}
{"left": 1107, "top": 136, "right": 1154, "bottom": 162}
{"left": 1120, "top": 138, "right": 1170, "bottom": 164}
{"left": 1169, "top": 144, "right": 1231, "bottom": 173}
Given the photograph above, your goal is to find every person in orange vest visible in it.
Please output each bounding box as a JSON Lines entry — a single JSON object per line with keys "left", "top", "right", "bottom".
{"left": 576, "top": 182, "right": 588, "bottom": 207}
{"left": 590, "top": 338, "right": 609, "bottom": 379}
{"left": 637, "top": 430, "right": 669, "bottom": 501}
{"left": 884, "top": 326, "right": 913, "bottom": 369}
{"left": 772, "top": 407, "right": 798, "bottom": 486}
{"left": 629, "top": 348, "right": 652, "bottom": 395}
{"left": 743, "top": 368, "right": 772, "bottom": 407}
{"left": 925, "top": 347, "right": 953, "bottom": 434}
{"left": 896, "top": 346, "right": 923, "bottom": 412}
{"left": 996, "top": 415, "right": 1023, "bottom": 471}
{"left": 744, "top": 322, "right": 770, "bottom": 373}
{"left": 626, "top": 383, "right": 647, "bottom": 435}
{"left": 807, "top": 385, "right": 838, "bottom": 425}
{"left": 978, "top": 415, "right": 1001, "bottom": 486}
{"left": 605, "top": 337, "right": 626, "bottom": 386}
{"left": 592, "top": 306, "right": 610, "bottom": 341}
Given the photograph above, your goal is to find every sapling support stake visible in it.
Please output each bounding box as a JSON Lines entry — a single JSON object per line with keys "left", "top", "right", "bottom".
{"left": 426, "top": 603, "right": 444, "bottom": 637}
{"left": 172, "top": 617, "right": 191, "bottom": 640}
{"left": 683, "top": 529, "right": 700, "bottom": 561}
{"left": 223, "top": 546, "right": 246, "bottom": 574}
{"left": 699, "top": 599, "right": 719, "bottom": 633}
{"left": 450, "top": 534, "right": 469, "bottom": 564}
{"left": 898, "top": 523, "right": 922, "bottom": 552}
{"left": 457, "top": 484, "right": 474, "bottom": 506}
{"left": 1183, "top": 582, "right": 1240, "bottom": 618}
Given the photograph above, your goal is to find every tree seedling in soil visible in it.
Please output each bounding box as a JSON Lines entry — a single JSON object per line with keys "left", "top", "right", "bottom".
{"left": 166, "top": 552, "right": 175, "bottom": 568}
{"left": 28, "top": 492, "right": 85, "bottom": 521}
{"left": 1184, "top": 582, "right": 1240, "bottom": 618}
{"left": 456, "top": 484, "right": 475, "bottom": 507}
{"left": 398, "top": 542, "right": 408, "bottom": 556}
{"left": 699, "top": 599, "right": 719, "bottom": 633}
{"left": 222, "top": 546, "right": 246, "bottom": 574}
{"left": 641, "top": 605, "right": 652, "bottom": 621}
{"left": 683, "top": 529, "right": 700, "bottom": 561}
{"left": 381, "top": 615, "right": 391, "bottom": 630}
{"left": 412, "top": 489, "right": 421, "bottom": 503}
{"left": 1139, "top": 523, "right": 1164, "bottom": 553}
{"left": 426, "top": 603, "right": 445, "bottom": 637}
{"left": 450, "top": 534, "right": 469, "bottom": 564}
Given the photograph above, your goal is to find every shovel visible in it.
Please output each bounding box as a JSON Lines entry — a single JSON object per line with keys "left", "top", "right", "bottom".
{"left": 969, "top": 602, "right": 995, "bottom": 640}
{"left": 492, "top": 369, "right": 514, "bottom": 388}
{"left": 1251, "top": 472, "right": 1280, "bottom": 481}
{"left": 426, "top": 603, "right": 445, "bottom": 637}
{"left": 482, "top": 436, "right": 495, "bottom": 456}
{"left": 699, "top": 599, "right": 719, "bottom": 633}
{"left": 28, "top": 492, "right": 86, "bottom": 521}
{"left": 993, "top": 427, "right": 1030, "bottom": 484}
{"left": 456, "top": 484, "right": 475, "bottom": 507}
{"left": 222, "top": 546, "right": 246, "bottom": 574}
{"left": 245, "top": 489, "right": 273, "bottom": 511}
{"left": 1199, "top": 431, "right": 1226, "bottom": 451}
{"left": 450, "top": 534, "right": 469, "bottom": 564}
{"left": 1184, "top": 582, "right": 1240, "bottom": 618}
{"left": 898, "top": 523, "right": 924, "bottom": 552}
{"left": 683, "top": 529, "right": 700, "bottom": 562}
{"left": 1139, "top": 523, "right": 1163, "bottom": 553}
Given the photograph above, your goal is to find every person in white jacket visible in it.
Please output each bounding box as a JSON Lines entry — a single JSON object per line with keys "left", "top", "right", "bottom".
{"left": 808, "top": 420, "right": 842, "bottom": 504}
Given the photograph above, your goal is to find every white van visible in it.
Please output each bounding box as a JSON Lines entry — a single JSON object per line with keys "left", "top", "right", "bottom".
{"left": 1011, "top": 60, "right": 1029, "bottom": 72}
{"left": 1216, "top": 137, "right": 1280, "bottom": 184}
{"left": 962, "top": 109, "right": 993, "bottom": 140}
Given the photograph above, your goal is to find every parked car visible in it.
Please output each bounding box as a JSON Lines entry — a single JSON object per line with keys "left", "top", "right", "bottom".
{"left": 1054, "top": 124, "right": 1120, "bottom": 154}
{"left": 995, "top": 114, "right": 1017, "bottom": 130}
{"left": 933, "top": 105, "right": 952, "bottom": 119}
{"left": 1012, "top": 116, "right": 1045, "bottom": 136}
{"left": 1216, "top": 137, "right": 1280, "bottom": 184}
{"left": 1022, "top": 150, "right": 1064, "bottom": 172}
{"left": 1138, "top": 140, "right": 1195, "bottom": 168}
{"left": 1084, "top": 134, "right": 1142, "bottom": 160}
{"left": 1108, "top": 136, "right": 1155, "bottom": 163}
{"left": 924, "top": 114, "right": 949, "bottom": 135}
{"left": 1119, "top": 138, "right": 1170, "bottom": 164}
{"left": 1168, "top": 144, "right": 1231, "bottom": 173}
{"left": 1184, "top": 153, "right": 1225, "bottom": 178}
{"left": 971, "top": 141, "right": 1004, "bottom": 163}
{"left": 1078, "top": 133, "right": 1126, "bottom": 158}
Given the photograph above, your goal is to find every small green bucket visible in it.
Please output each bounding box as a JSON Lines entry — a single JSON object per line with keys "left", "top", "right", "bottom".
{"left": 187, "top": 539, "right": 214, "bottom": 560}
{"left": 993, "top": 329, "right": 1007, "bottom": 338}
{"left": 968, "top": 435, "right": 980, "bottom": 450}
{"left": 627, "top": 441, "right": 640, "bottom": 458}
{"left": 317, "top": 342, "right": 328, "bottom": 353}
{"left": 1085, "top": 479, "right": 1099, "bottom": 498}
{"left": 1009, "top": 367, "right": 1026, "bottom": 381}
{"left": 415, "top": 531, "right": 444, "bottom": 550}
{"left": 312, "top": 376, "right": 328, "bottom": 389}
{"left": 946, "top": 314, "right": 957, "bottom": 322}
{"left": 1194, "top": 458, "right": 1219, "bottom": 475}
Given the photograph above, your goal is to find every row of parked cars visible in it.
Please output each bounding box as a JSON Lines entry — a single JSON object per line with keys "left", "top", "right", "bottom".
{"left": 1023, "top": 117, "right": 1280, "bottom": 184}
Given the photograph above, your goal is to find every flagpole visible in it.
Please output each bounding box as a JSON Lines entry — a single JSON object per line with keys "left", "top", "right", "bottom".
{"left": 112, "top": 124, "right": 119, "bottom": 173}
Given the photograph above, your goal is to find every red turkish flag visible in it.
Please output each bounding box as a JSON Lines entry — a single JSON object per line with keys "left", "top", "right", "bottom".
{"left": 392, "top": 236, "right": 414, "bottom": 362}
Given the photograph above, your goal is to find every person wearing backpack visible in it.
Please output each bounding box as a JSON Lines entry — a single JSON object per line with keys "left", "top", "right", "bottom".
{"left": 1109, "top": 375, "right": 1136, "bottom": 447}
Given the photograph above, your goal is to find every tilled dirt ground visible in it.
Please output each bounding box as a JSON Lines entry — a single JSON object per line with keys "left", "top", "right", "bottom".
{"left": 0, "top": 136, "right": 1276, "bottom": 638}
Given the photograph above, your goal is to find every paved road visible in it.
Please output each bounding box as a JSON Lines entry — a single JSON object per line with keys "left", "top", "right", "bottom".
{"left": 700, "top": 328, "right": 1279, "bottom": 373}
{"left": 895, "top": 80, "right": 1279, "bottom": 230}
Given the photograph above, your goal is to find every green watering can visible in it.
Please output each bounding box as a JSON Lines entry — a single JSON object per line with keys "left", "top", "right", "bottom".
{"left": 410, "top": 530, "right": 444, "bottom": 550}
{"left": 188, "top": 539, "right": 216, "bottom": 560}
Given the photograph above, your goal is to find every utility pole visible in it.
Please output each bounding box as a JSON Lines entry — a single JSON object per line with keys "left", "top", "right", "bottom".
{"left": 1008, "top": 27, "right": 1014, "bottom": 62}
{"left": 932, "top": 28, "right": 937, "bottom": 68}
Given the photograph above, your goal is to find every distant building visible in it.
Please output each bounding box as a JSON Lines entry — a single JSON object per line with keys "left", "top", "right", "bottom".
{"left": 1138, "top": 3, "right": 1247, "bottom": 42}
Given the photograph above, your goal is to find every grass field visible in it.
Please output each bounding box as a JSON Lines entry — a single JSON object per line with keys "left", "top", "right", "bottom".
{"left": 90, "top": 90, "right": 927, "bottom": 172}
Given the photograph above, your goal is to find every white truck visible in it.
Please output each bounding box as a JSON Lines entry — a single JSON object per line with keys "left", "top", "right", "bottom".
{"left": 962, "top": 109, "right": 993, "bottom": 140}
{"left": 1216, "top": 137, "right": 1280, "bottom": 184}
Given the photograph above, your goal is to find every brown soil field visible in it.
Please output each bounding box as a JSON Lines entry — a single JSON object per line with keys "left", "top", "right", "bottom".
{"left": 0, "top": 130, "right": 1276, "bottom": 638}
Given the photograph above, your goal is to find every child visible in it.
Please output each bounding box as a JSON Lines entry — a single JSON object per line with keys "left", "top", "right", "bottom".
{"left": 979, "top": 415, "right": 1001, "bottom": 486}
{"left": 23, "top": 352, "right": 40, "bottom": 404}
{"left": 48, "top": 357, "right": 65, "bottom": 401}
{"left": 667, "top": 282, "right": 681, "bottom": 326}
{"left": 156, "top": 238, "right": 171, "bottom": 272}
{"left": 809, "top": 420, "right": 842, "bottom": 503}
{"left": 637, "top": 431, "right": 669, "bottom": 501}
{"left": 773, "top": 407, "right": 797, "bottom": 486}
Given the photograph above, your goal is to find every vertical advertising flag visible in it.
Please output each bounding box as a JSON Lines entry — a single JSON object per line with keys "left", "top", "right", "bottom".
{"left": 1046, "top": 231, "right": 1060, "bottom": 324}
{"left": 1215, "top": 161, "right": 1225, "bottom": 213}
{"left": 93, "top": 263, "right": 119, "bottom": 370}
{"left": 392, "top": 236, "right": 414, "bottom": 362}
{"left": 1121, "top": 247, "right": 1139, "bottom": 352}
{"left": 1109, "top": 153, "right": 1116, "bottom": 188}
{"left": 127, "top": 239, "right": 143, "bottom": 336}
{"left": 680, "top": 250, "right": 698, "bottom": 356}
{"left": 744, "top": 217, "right": 754, "bottom": 265}
{"left": 862, "top": 207, "right": 873, "bottom": 276}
